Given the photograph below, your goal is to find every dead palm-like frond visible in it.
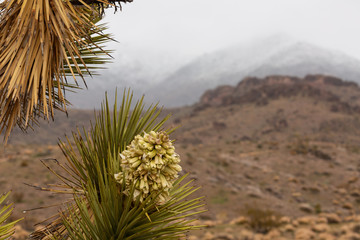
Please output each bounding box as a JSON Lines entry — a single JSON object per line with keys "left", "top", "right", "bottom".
{"left": 29, "top": 90, "right": 205, "bottom": 239}
{"left": 0, "top": 192, "right": 22, "bottom": 240}
{"left": 0, "top": 0, "right": 119, "bottom": 141}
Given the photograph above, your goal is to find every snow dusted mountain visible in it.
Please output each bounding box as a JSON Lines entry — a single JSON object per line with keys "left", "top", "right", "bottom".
{"left": 252, "top": 42, "right": 360, "bottom": 80}
{"left": 66, "top": 44, "right": 186, "bottom": 109}
{"left": 66, "top": 36, "right": 360, "bottom": 109}
{"left": 146, "top": 37, "right": 360, "bottom": 107}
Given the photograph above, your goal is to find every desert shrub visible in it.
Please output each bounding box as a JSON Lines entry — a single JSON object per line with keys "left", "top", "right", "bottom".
{"left": 310, "top": 147, "right": 332, "bottom": 161}
{"left": 244, "top": 205, "right": 282, "bottom": 234}
{"left": 290, "top": 138, "right": 309, "bottom": 155}
{"left": 352, "top": 224, "right": 360, "bottom": 234}
{"left": 12, "top": 192, "right": 24, "bottom": 203}
{"left": 213, "top": 121, "right": 227, "bottom": 131}
{"left": 314, "top": 203, "right": 322, "bottom": 214}
{"left": 290, "top": 139, "right": 332, "bottom": 160}
{"left": 211, "top": 190, "right": 228, "bottom": 204}
{"left": 346, "top": 145, "right": 360, "bottom": 154}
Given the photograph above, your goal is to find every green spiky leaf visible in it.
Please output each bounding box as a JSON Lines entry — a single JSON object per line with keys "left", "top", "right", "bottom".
{"left": 0, "top": 192, "right": 22, "bottom": 240}
{"left": 30, "top": 90, "right": 205, "bottom": 239}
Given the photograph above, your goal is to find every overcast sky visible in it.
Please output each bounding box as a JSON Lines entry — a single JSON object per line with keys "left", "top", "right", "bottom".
{"left": 103, "top": 0, "right": 360, "bottom": 60}
{"left": 67, "top": 0, "right": 360, "bottom": 109}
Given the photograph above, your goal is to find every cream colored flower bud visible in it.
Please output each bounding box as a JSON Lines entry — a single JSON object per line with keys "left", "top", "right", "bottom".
{"left": 155, "top": 138, "right": 162, "bottom": 145}
{"left": 154, "top": 155, "right": 161, "bottom": 164}
{"left": 114, "top": 173, "right": 122, "bottom": 181}
{"left": 114, "top": 131, "right": 182, "bottom": 204}
{"left": 131, "top": 160, "right": 141, "bottom": 169}
{"left": 169, "top": 164, "right": 182, "bottom": 172}
{"left": 128, "top": 157, "right": 139, "bottom": 164}
{"left": 148, "top": 150, "right": 157, "bottom": 158}
{"left": 166, "top": 148, "right": 175, "bottom": 155}
{"left": 145, "top": 143, "right": 154, "bottom": 150}
{"left": 163, "top": 167, "right": 175, "bottom": 175}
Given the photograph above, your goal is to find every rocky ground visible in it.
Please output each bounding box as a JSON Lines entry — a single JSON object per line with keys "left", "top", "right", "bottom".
{"left": 3, "top": 75, "right": 360, "bottom": 239}
{"left": 189, "top": 213, "right": 360, "bottom": 240}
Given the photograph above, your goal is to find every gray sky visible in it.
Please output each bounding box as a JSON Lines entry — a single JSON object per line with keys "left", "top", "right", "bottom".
{"left": 103, "top": 0, "right": 360, "bottom": 60}
{"left": 68, "top": 0, "right": 360, "bottom": 109}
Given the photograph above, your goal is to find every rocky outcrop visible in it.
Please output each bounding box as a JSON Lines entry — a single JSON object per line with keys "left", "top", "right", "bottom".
{"left": 196, "top": 75, "right": 360, "bottom": 114}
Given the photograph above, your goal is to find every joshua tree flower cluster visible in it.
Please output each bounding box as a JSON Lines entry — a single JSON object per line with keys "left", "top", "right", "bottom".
{"left": 115, "top": 131, "right": 182, "bottom": 204}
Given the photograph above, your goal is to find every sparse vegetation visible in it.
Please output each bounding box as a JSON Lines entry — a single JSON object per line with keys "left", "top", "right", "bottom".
{"left": 290, "top": 138, "right": 332, "bottom": 160}
{"left": 346, "top": 144, "right": 360, "bottom": 154}
{"left": 244, "top": 205, "right": 282, "bottom": 234}
{"left": 314, "top": 203, "right": 322, "bottom": 214}
{"left": 12, "top": 192, "right": 24, "bottom": 203}
{"left": 211, "top": 190, "right": 228, "bottom": 204}
{"left": 3, "top": 71, "right": 360, "bottom": 239}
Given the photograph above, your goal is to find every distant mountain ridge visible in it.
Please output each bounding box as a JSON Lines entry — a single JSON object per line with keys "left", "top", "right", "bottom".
{"left": 66, "top": 36, "right": 360, "bottom": 109}
{"left": 196, "top": 75, "right": 360, "bottom": 107}
{"left": 146, "top": 39, "right": 360, "bottom": 107}
{"left": 6, "top": 74, "right": 360, "bottom": 145}
{"left": 196, "top": 75, "right": 360, "bottom": 114}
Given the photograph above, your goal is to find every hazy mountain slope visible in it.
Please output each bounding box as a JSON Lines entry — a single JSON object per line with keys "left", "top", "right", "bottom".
{"left": 166, "top": 75, "right": 360, "bottom": 223}
{"left": 65, "top": 45, "right": 186, "bottom": 109}
{"left": 6, "top": 74, "right": 360, "bottom": 145}
{"left": 251, "top": 42, "right": 360, "bottom": 80}
{"left": 4, "top": 109, "right": 95, "bottom": 145}
{"left": 147, "top": 40, "right": 360, "bottom": 107}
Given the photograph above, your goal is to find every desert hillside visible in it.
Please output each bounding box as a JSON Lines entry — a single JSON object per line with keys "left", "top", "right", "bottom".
{"left": 3, "top": 74, "right": 360, "bottom": 239}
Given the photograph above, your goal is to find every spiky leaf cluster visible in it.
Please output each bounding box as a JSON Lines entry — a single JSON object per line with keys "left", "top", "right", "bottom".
{"left": 115, "top": 131, "right": 182, "bottom": 204}
{"left": 0, "top": 192, "right": 22, "bottom": 240}
{"left": 29, "top": 91, "right": 205, "bottom": 239}
{"left": 0, "top": 0, "right": 113, "bottom": 140}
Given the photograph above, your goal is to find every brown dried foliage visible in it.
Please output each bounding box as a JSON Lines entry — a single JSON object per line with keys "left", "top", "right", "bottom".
{"left": 0, "top": 0, "right": 129, "bottom": 141}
